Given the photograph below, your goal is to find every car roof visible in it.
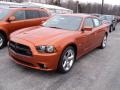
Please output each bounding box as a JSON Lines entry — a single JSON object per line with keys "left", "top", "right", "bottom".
{"left": 10, "top": 7, "right": 44, "bottom": 10}
{"left": 0, "top": 6, "right": 47, "bottom": 11}
{"left": 60, "top": 13, "right": 93, "bottom": 18}
{"left": 22, "top": 2, "right": 72, "bottom": 11}
{"left": 101, "top": 14, "right": 114, "bottom": 17}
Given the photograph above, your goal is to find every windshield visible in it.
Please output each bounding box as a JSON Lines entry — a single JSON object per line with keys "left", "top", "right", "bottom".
{"left": 100, "top": 15, "right": 113, "bottom": 22}
{"left": 42, "top": 15, "right": 82, "bottom": 31}
{"left": 0, "top": 8, "right": 10, "bottom": 20}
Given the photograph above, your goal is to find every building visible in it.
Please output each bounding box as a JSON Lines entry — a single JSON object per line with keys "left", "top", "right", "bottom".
{"left": 0, "top": 0, "right": 52, "bottom": 3}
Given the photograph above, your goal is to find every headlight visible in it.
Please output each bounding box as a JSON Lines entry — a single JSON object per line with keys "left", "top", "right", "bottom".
{"left": 36, "top": 45, "right": 55, "bottom": 53}
{"left": 46, "top": 46, "right": 54, "bottom": 53}
{"left": 36, "top": 45, "right": 46, "bottom": 53}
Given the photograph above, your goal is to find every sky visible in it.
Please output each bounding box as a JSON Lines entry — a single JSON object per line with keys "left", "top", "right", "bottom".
{"left": 73, "top": 0, "right": 120, "bottom": 5}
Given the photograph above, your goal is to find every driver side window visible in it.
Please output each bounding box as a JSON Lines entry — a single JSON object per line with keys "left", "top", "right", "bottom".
{"left": 84, "top": 18, "right": 94, "bottom": 28}
{"left": 12, "top": 10, "right": 25, "bottom": 21}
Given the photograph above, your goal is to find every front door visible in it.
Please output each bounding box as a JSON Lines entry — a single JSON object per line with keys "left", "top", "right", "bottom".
{"left": 5, "top": 10, "right": 26, "bottom": 34}
{"left": 82, "top": 17, "right": 95, "bottom": 52}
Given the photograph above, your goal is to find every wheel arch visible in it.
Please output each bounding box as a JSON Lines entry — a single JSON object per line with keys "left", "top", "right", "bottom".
{"left": 0, "top": 30, "right": 8, "bottom": 40}
{"left": 57, "top": 42, "right": 78, "bottom": 73}
{"left": 62, "top": 42, "right": 78, "bottom": 58}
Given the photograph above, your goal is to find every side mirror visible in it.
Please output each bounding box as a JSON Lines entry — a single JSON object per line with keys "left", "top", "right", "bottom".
{"left": 83, "top": 26, "right": 92, "bottom": 31}
{"left": 112, "top": 20, "right": 116, "bottom": 23}
{"left": 8, "top": 16, "right": 16, "bottom": 22}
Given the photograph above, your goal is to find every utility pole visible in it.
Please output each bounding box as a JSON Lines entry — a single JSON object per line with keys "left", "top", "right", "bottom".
{"left": 57, "top": 0, "right": 61, "bottom": 6}
{"left": 76, "top": 1, "right": 79, "bottom": 13}
{"left": 8, "top": 0, "right": 12, "bottom": 2}
{"left": 101, "top": 0, "right": 104, "bottom": 14}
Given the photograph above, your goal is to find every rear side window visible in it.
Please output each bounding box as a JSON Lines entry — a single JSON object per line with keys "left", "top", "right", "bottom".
{"left": 39, "top": 11, "right": 49, "bottom": 17}
{"left": 49, "top": 9, "right": 56, "bottom": 15}
{"left": 26, "top": 10, "right": 40, "bottom": 19}
{"left": 84, "top": 18, "right": 94, "bottom": 28}
{"left": 13, "top": 10, "right": 25, "bottom": 21}
{"left": 93, "top": 18, "right": 101, "bottom": 27}
{"left": 25, "top": 10, "right": 49, "bottom": 19}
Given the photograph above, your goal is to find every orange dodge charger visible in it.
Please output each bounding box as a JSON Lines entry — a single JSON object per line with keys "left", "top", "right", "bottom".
{"left": 8, "top": 14, "right": 109, "bottom": 73}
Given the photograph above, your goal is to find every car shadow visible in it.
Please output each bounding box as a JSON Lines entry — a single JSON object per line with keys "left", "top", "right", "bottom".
{"left": 7, "top": 47, "right": 107, "bottom": 90}
{"left": 11, "top": 47, "right": 101, "bottom": 76}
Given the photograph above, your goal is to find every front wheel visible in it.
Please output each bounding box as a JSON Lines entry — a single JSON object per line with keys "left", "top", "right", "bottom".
{"left": 99, "top": 35, "right": 107, "bottom": 49}
{"left": 57, "top": 46, "right": 75, "bottom": 73}
{"left": 0, "top": 33, "right": 7, "bottom": 49}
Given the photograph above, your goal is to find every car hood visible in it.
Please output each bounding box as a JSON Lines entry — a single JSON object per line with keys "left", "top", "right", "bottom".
{"left": 11, "top": 26, "right": 74, "bottom": 45}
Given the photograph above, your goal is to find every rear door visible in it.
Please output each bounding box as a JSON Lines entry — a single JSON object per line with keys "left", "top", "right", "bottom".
{"left": 25, "top": 10, "right": 49, "bottom": 26}
{"left": 92, "top": 18, "right": 106, "bottom": 47}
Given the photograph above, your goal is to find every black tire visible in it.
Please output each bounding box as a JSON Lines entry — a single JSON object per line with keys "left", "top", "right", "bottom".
{"left": 0, "top": 33, "right": 7, "bottom": 49}
{"left": 112, "top": 22, "right": 116, "bottom": 31}
{"left": 109, "top": 26, "right": 113, "bottom": 32}
{"left": 99, "top": 35, "right": 107, "bottom": 49}
{"left": 57, "top": 46, "right": 75, "bottom": 73}
{"left": 113, "top": 26, "right": 115, "bottom": 31}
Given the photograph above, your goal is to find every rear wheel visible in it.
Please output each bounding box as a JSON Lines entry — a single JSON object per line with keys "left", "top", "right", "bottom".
{"left": 99, "top": 35, "right": 107, "bottom": 49}
{"left": 109, "top": 26, "right": 113, "bottom": 32}
{"left": 0, "top": 33, "right": 7, "bottom": 49}
{"left": 57, "top": 46, "right": 75, "bottom": 73}
{"left": 112, "top": 22, "right": 116, "bottom": 31}
{"left": 113, "top": 26, "right": 115, "bottom": 31}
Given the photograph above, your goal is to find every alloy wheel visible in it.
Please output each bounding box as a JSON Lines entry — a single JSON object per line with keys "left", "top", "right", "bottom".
{"left": 62, "top": 49, "right": 75, "bottom": 71}
{"left": 0, "top": 36, "right": 3, "bottom": 47}
{"left": 102, "top": 35, "right": 107, "bottom": 48}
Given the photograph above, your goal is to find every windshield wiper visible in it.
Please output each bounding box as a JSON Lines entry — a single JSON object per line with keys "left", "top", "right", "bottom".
{"left": 49, "top": 26, "right": 62, "bottom": 29}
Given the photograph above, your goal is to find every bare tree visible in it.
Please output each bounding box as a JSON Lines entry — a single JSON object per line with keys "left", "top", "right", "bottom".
{"left": 52, "top": 0, "right": 61, "bottom": 6}
{"left": 2, "top": 0, "right": 120, "bottom": 15}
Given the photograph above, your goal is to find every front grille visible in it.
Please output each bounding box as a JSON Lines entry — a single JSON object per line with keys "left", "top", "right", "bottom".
{"left": 9, "top": 41, "right": 32, "bottom": 56}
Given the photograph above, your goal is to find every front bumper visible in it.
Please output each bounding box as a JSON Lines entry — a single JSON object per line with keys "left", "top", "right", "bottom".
{"left": 8, "top": 38, "right": 60, "bottom": 71}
